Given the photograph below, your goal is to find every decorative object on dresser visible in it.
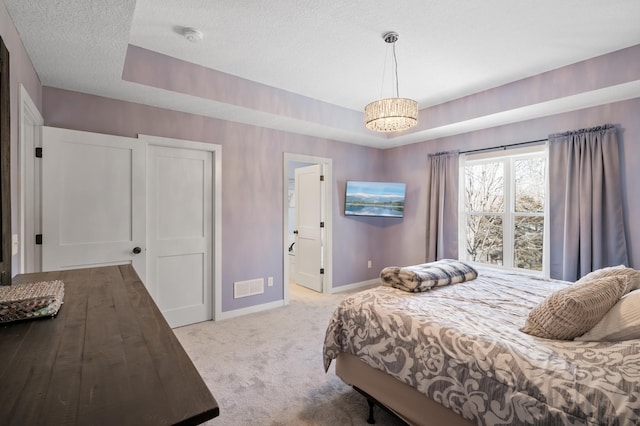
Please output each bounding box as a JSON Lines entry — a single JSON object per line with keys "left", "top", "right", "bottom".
{"left": 0, "top": 280, "right": 64, "bottom": 323}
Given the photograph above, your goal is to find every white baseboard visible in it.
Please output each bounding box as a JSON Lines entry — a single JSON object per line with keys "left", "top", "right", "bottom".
{"left": 330, "top": 278, "right": 380, "bottom": 293}
{"left": 216, "top": 278, "right": 379, "bottom": 320}
{"left": 216, "top": 299, "right": 285, "bottom": 321}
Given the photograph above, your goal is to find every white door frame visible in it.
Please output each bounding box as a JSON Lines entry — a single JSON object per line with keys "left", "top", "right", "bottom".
{"left": 283, "top": 153, "right": 332, "bottom": 303}
{"left": 18, "top": 84, "right": 44, "bottom": 274}
{"left": 140, "top": 134, "right": 222, "bottom": 321}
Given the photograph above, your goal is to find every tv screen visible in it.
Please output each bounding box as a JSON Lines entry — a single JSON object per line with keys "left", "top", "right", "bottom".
{"left": 345, "top": 181, "right": 406, "bottom": 218}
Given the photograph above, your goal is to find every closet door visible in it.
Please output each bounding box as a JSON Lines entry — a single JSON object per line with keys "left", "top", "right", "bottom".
{"left": 41, "top": 127, "right": 146, "bottom": 280}
{"left": 147, "top": 145, "right": 213, "bottom": 328}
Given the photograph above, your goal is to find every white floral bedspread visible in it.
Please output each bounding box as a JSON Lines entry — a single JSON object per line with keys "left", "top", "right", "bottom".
{"left": 323, "top": 266, "right": 640, "bottom": 425}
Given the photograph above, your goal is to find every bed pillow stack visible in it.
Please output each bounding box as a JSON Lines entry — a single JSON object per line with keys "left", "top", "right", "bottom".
{"left": 521, "top": 266, "right": 640, "bottom": 340}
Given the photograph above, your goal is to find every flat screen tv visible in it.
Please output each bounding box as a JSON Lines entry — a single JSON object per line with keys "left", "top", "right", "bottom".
{"left": 345, "top": 181, "right": 406, "bottom": 218}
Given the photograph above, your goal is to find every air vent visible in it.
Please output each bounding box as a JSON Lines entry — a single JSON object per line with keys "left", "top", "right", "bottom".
{"left": 234, "top": 278, "right": 264, "bottom": 298}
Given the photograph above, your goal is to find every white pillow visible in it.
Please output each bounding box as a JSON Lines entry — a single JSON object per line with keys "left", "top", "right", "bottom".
{"left": 576, "top": 289, "right": 640, "bottom": 341}
{"left": 578, "top": 265, "right": 640, "bottom": 292}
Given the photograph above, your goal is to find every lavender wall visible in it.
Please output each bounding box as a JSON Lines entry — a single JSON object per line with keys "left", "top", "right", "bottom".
{"left": 1, "top": 3, "right": 43, "bottom": 274}
{"left": 384, "top": 98, "right": 640, "bottom": 269}
{"left": 42, "top": 87, "right": 385, "bottom": 312}
{"left": 411, "top": 44, "right": 640, "bottom": 133}
{"left": 122, "top": 45, "right": 363, "bottom": 133}
{"left": 40, "top": 37, "right": 640, "bottom": 316}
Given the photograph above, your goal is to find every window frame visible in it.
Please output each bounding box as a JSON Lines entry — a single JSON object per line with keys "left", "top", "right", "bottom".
{"left": 458, "top": 144, "right": 550, "bottom": 277}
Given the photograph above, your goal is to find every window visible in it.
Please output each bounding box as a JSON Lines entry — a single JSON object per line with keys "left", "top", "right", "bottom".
{"left": 459, "top": 145, "right": 548, "bottom": 275}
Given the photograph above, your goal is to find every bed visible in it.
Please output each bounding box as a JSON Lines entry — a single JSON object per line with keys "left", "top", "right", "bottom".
{"left": 323, "top": 264, "right": 640, "bottom": 426}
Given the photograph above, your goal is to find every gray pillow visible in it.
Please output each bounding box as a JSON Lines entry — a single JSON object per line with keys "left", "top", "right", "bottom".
{"left": 520, "top": 275, "right": 629, "bottom": 340}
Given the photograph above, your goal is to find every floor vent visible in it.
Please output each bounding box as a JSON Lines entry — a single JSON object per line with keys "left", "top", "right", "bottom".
{"left": 234, "top": 278, "right": 264, "bottom": 298}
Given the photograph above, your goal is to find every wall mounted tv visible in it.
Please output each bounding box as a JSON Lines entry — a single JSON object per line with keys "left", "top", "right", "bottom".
{"left": 344, "top": 181, "right": 406, "bottom": 218}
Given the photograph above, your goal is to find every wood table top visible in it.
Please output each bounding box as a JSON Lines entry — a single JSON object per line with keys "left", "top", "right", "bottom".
{"left": 0, "top": 265, "right": 219, "bottom": 425}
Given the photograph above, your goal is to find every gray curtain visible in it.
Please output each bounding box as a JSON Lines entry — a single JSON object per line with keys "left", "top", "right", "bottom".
{"left": 426, "top": 151, "right": 459, "bottom": 261}
{"left": 549, "top": 124, "right": 628, "bottom": 281}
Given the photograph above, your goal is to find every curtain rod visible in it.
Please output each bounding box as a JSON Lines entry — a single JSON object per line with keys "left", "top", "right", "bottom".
{"left": 460, "top": 138, "right": 548, "bottom": 155}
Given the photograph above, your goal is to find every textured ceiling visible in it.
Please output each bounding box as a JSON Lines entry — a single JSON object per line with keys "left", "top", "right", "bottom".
{"left": 4, "top": 0, "right": 640, "bottom": 148}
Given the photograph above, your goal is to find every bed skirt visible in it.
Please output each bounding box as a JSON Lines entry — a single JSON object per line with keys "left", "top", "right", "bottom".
{"left": 336, "top": 352, "right": 473, "bottom": 426}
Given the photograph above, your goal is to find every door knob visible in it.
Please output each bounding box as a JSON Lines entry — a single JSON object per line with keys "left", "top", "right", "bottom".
{"left": 293, "top": 230, "right": 298, "bottom": 235}
{"left": 132, "top": 247, "right": 142, "bottom": 254}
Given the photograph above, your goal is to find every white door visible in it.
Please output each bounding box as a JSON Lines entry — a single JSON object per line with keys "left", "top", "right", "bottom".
{"left": 294, "top": 164, "right": 323, "bottom": 292}
{"left": 147, "top": 145, "right": 213, "bottom": 328}
{"left": 41, "top": 127, "right": 146, "bottom": 278}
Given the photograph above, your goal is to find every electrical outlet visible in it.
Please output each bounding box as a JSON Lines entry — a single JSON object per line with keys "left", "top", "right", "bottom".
{"left": 268, "top": 276, "right": 273, "bottom": 287}
{"left": 12, "top": 234, "right": 18, "bottom": 256}
{"left": 367, "top": 260, "right": 372, "bottom": 268}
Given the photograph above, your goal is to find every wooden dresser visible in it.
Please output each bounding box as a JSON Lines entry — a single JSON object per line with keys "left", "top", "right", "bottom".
{"left": 0, "top": 265, "right": 219, "bottom": 425}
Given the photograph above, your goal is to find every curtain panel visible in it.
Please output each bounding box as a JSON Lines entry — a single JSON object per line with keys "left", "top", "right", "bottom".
{"left": 549, "top": 124, "right": 629, "bottom": 281}
{"left": 426, "top": 151, "right": 459, "bottom": 262}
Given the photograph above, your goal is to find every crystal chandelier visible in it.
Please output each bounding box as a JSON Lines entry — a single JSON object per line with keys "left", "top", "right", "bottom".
{"left": 364, "top": 32, "right": 418, "bottom": 133}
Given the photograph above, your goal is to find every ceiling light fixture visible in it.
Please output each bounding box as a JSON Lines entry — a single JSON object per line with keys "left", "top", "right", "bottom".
{"left": 183, "top": 28, "right": 204, "bottom": 43}
{"left": 364, "top": 32, "right": 418, "bottom": 133}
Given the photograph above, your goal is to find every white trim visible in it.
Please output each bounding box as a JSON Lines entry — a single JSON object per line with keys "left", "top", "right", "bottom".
{"left": 18, "top": 84, "right": 43, "bottom": 273}
{"left": 138, "top": 134, "right": 222, "bottom": 321}
{"left": 457, "top": 155, "right": 466, "bottom": 260}
{"left": 283, "top": 153, "right": 333, "bottom": 304}
{"left": 329, "top": 278, "right": 379, "bottom": 293}
{"left": 542, "top": 142, "right": 551, "bottom": 279}
{"left": 139, "top": 134, "right": 219, "bottom": 152}
{"left": 215, "top": 300, "right": 285, "bottom": 321}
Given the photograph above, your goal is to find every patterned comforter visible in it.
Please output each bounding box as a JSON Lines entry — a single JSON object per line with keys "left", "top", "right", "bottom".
{"left": 323, "top": 266, "right": 640, "bottom": 425}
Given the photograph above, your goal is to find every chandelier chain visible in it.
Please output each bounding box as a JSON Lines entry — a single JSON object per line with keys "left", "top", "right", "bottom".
{"left": 379, "top": 44, "right": 389, "bottom": 100}
{"left": 392, "top": 41, "right": 399, "bottom": 98}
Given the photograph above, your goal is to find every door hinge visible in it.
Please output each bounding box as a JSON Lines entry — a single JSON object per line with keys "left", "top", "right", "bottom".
{"left": 319, "top": 175, "right": 324, "bottom": 181}
{"left": 35, "top": 147, "right": 43, "bottom": 158}
{"left": 320, "top": 222, "right": 324, "bottom": 228}
{"left": 320, "top": 268, "right": 325, "bottom": 274}
{"left": 35, "top": 234, "right": 43, "bottom": 245}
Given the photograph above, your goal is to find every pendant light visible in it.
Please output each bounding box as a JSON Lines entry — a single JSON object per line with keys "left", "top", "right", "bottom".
{"left": 364, "top": 32, "right": 418, "bottom": 133}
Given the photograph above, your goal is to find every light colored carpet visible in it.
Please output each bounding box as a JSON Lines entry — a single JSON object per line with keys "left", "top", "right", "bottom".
{"left": 174, "top": 283, "right": 406, "bottom": 426}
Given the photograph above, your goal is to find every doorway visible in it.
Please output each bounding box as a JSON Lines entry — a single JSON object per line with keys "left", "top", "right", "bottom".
{"left": 18, "top": 84, "right": 44, "bottom": 274}
{"left": 283, "top": 153, "right": 332, "bottom": 304}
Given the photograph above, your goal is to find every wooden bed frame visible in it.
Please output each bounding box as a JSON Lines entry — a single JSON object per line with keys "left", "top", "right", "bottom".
{"left": 336, "top": 352, "right": 474, "bottom": 426}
